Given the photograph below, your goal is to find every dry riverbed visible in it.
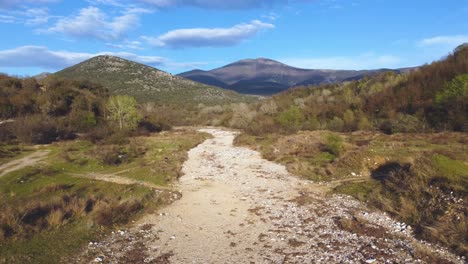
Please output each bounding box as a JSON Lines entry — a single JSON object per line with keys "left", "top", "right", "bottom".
{"left": 77, "top": 128, "right": 464, "bottom": 263}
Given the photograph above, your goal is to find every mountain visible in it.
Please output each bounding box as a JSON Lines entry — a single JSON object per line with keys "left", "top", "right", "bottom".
{"left": 51, "top": 55, "right": 251, "bottom": 104}
{"left": 178, "top": 58, "right": 407, "bottom": 95}
{"left": 32, "top": 72, "right": 51, "bottom": 81}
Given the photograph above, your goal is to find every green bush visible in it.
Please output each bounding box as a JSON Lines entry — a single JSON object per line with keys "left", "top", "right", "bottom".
{"left": 327, "top": 117, "right": 344, "bottom": 132}
{"left": 393, "top": 114, "right": 425, "bottom": 133}
{"left": 323, "top": 133, "right": 343, "bottom": 158}
{"left": 278, "top": 106, "right": 304, "bottom": 132}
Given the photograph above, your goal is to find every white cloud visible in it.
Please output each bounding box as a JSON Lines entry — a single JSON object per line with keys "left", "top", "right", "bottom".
{"left": 0, "top": 45, "right": 202, "bottom": 72}
{"left": 139, "top": 0, "right": 278, "bottom": 9}
{"left": 0, "top": 7, "right": 54, "bottom": 25}
{"left": 419, "top": 35, "right": 468, "bottom": 47}
{"left": 0, "top": 0, "right": 59, "bottom": 9}
{"left": 144, "top": 20, "right": 274, "bottom": 48}
{"left": 86, "top": 0, "right": 124, "bottom": 7}
{"left": 43, "top": 6, "right": 141, "bottom": 41}
{"left": 0, "top": 14, "right": 15, "bottom": 23}
{"left": 106, "top": 40, "right": 144, "bottom": 50}
{"left": 281, "top": 53, "right": 402, "bottom": 70}
{"left": 261, "top": 12, "right": 279, "bottom": 21}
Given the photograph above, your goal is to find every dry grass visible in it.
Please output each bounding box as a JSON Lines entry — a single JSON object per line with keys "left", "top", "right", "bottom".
{"left": 0, "top": 129, "right": 210, "bottom": 263}
{"left": 236, "top": 130, "right": 468, "bottom": 256}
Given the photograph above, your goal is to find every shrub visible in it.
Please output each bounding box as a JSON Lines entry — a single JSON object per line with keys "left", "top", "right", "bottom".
{"left": 379, "top": 120, "right": 393, "bottom": 135}
{"left": 68, "top": 110, "right": 97, "bottom": 132}
{"left": 93, "top": 199, "right": 143, "bottom": 226}
{"left": 0, "top": 122, "right": 15, "bottom": 142}
{"left": 134, "top": 117, "right": 171, "bottom": 136}
{"left": 323, "top": 133, "right": 343, "bottom": 158}
{"left": 327, "top": 117, "right": 344, "bottom": 132}
{"left": 12, "top": 115, "right": 74, "bottom": 144}
{"left": 229, "top": 103, "right": 256, "bottom": 129}
{"left": 94, "top": 141, "right": 146, "bottom": 165}
{"left": 343, "top": 109, "right": 356, "bottom": 131}
{"left": 357, "top": 116, "right": 372, "bottom": 130}
{"left": 277, "top": 106, "right": 304, "bottom": 132}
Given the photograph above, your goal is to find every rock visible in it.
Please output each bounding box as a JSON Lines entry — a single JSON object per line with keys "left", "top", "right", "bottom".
{"left": 94, "top": 256, "right": 103, "bottom": 262}
{"left": 365, "top": 258, "right": 376, "bottom": 263}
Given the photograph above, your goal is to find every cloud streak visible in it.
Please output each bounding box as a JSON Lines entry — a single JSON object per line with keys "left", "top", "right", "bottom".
{"left": 144, "top": 20, "right": 274, "bottom": 48}
{"left": 139, "top": 0, "right": 283, "bottom": 9}
{"left": 281, "top": 53, "right": 403, "bottom": 70}
{"left": 0, "top": 0, "right": 59, "bottom": 9}
{"left": 0, "top": 45, "right": 201, "bottom": 71}
{"left": 0, "top": 46, "right": 163, "bottom": 70}
{"left": 419, "top": 35, "right": 468, "bottom": 47}
{"left": 43, "top": 6, "right": 143, "bottom": 41}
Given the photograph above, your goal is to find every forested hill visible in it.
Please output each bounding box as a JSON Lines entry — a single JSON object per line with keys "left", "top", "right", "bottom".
{"left": 232, "top": 44, "right": 468, "bottom": 135}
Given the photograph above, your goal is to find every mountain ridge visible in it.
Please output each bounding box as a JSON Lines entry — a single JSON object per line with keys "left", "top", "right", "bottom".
{"left": 178, "top": 58, "right": 411, "bottom": 95}
{"left": 50, "top": 55, "right": 251, "bottom": 105}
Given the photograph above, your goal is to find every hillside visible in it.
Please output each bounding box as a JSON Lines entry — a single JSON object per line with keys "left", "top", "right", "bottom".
{"left": 52, "top": 56, "right": 251, "bottom": 105}
{"left": 227, "top": 44, "right": 468, "bottom": 256}
{"left": 178, "top": 58, "right": 406, "bottom": 95}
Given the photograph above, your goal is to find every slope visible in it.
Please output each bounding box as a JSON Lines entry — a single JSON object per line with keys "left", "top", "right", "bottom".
{"left": 178, "top": 58, "right": 405, "bottom": 95}
{"left": 52, "top": 55, "right": 251, "bottom": 105}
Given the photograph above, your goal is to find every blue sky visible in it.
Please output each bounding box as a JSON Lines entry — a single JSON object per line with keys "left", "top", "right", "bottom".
{"left": 0, "top": 0, "right": 467, "bottom": 76}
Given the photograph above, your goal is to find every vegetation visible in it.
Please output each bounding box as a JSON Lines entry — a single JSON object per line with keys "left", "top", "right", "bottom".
{"left": 236, "top": 130, "right": 468, "bottom": 256}
{"left": 51, "top": 55, "right": 254, "bottom": 105}
{"left": 0, "top": 72, "right": 208, "bottom": 262}
{"left": 232, "top": 45, "right": 468, "bottom": 256}
{"left": 106, "top": 95, "right": 140, "bottom": 131}
{"left": 0, "top": 129, "right": 208, "bottom": 263}
{"left": 1, "top": 44, "right": 466, "bottom": 260}
{"left": 220, "top": 45, "right": 468, "bottom": 135}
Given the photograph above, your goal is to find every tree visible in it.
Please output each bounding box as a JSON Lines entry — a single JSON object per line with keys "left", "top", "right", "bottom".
{"left": 343, "top": 109, "right": 356, "bottom": 131}
{"left": 278, "top": 106, "right": 304, "bottom": 132}
{"left": 106, "top": 95, "right": 140, "bottom": 130}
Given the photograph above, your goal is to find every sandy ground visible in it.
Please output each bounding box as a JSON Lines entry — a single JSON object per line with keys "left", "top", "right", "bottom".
{"left": 80, "top": 128, "right": 464, "bottom": 264}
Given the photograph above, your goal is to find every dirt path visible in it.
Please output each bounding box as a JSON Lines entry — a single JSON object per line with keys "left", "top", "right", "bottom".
{"left": 0, "top": 150, "right": 50, "bottom": 177}
{"left": 70, "top": 172, "right": 171, "bottom": 190}
{"left": 80, "top": 128, "right": 463, "bottom": 263}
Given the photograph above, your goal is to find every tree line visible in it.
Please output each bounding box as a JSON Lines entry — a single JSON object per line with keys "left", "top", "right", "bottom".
{"left": 0, "top": 75, "right": 165, "bottom": 145}
{"left": 222, "top": 44, "right": 468, "bottom": 135}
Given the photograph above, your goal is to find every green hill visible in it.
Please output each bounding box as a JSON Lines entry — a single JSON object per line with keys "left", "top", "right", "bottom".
{"left": 51, "top": 55, "right": 252, "bottom": 105}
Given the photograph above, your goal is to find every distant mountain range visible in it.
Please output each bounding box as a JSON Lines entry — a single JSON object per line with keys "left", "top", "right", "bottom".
{"left": 50, "top": 55, "right": 251, "bottom": 105}
{"left": 178, "top": 58, "right": 412, "bottom": 95}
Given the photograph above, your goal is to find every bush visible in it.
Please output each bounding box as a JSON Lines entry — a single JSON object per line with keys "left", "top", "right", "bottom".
{"left": 393, "top": 114, "right": 425, "bottom": 133}
{"left": 278, "top": 106, "right": 304, "bottom": 132}
{"left": 12, "top": 115, "right": 74, "bottom": 144}
{"left": 93, "top": 199, "right": 143, "bottom": 226}
{"left": 327, "top": 117, "right": 345, "bottom": 132}
{"left": 94, "top": 140, "right": 146, "bottom": 165}
{"left": 85, "top": 123, "right": 134, "bottom": 145}
{"left": 0, "top": 122, "right": 15, "bottom": 142}
{"left": 323, "top": 133, "right": 343, "bottom": 158}
{"left": 134, "top": 117, "right": 171, "bottom": 136}
{"left": 379, "top": 120, "right": 393, "bottom": 135}
{"left": 68, "top": 110, "right": 97, "bottom": 132}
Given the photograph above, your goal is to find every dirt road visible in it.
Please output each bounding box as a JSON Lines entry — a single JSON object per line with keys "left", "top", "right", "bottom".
{"left": 81, "top": 128, "right": 463, "bottom": 263}
{"left": 0, "top": 150, "right": 49, "bottom": 177}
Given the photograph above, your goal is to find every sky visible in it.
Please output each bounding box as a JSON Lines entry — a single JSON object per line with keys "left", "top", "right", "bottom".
{"left": 0, "top": 0, "right": 467, "bottom": 76}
